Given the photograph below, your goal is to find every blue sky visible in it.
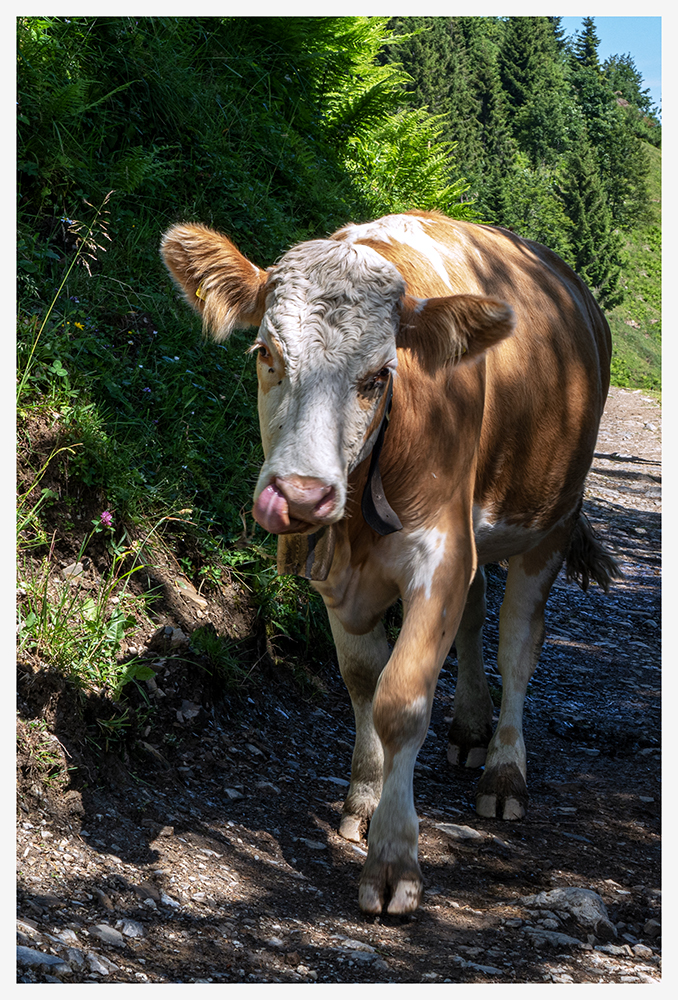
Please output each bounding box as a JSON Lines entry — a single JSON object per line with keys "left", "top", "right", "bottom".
{"left": 559, "top": 16, "right": 662, "bottom": 116}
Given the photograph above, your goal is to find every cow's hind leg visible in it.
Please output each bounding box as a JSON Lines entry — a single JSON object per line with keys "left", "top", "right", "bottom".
{"left": 327, "top": 608, "right": 390, "bottom": 842}
{"left": 476, "top": 521, "right": 571, "bottom": 820}
{"left": 447, "top": 567, "right": 494, "bottom": 768}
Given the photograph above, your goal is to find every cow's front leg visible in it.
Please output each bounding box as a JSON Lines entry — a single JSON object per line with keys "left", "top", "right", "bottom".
{"left": 359, "top": 543, "right": 474, "bottom": 914}
{"left": 326, "top": 608, "right": 390, "bottom": 842}
{"left": 476, "top": 522, "right": 570, "bottom": 820}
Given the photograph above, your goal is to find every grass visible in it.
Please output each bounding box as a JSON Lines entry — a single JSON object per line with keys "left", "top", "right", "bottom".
{"left": 17, "top": 508, "right": 157, "bottom": 698}
{"left": 16, "top": 195, "right": 334, "bottom": 712}
{"left": 606, "top": 141, "right": 661, "bottom": 393}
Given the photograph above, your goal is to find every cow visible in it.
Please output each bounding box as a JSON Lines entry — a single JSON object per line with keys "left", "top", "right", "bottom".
{"left": 161, "top": 209, "right": 619, "bottom": 916}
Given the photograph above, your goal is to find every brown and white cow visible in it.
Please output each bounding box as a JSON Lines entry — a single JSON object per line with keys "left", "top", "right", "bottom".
{"left": 161, "top": 210, "right": 619, "bottom": 915}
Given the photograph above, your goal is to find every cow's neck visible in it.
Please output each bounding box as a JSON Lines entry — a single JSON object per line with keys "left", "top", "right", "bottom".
{"left": 360, "top": 375, "right": 403, "bottom": 536}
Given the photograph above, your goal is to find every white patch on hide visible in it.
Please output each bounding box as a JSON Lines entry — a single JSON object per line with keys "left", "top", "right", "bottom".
{"left": 366, "top": 739, "right": 422, "bottom": 864}
{"left": 472, "top": 504, "right": 580, "bottom": 565}
{"left": 402, "top": 526, "right": 448, "bottom": 601}
{"left": 339, "top": 216, "right": 453, "bottom": 291}
{"left": 473, "top": 506, "right": 547, "bottom": 565}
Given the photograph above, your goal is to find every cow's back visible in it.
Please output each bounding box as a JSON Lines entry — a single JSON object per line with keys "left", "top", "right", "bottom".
{"left": 335, "top": 211, "right": 611, "bottom": 534}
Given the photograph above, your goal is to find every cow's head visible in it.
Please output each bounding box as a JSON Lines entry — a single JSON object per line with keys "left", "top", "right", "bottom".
{"left": 161, "top": 224, "right": 514, "bottom": 535}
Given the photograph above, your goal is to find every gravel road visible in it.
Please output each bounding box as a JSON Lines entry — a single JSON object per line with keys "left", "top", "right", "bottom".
{"left": 17, "top": 386, "right": 661, "bottom": 984}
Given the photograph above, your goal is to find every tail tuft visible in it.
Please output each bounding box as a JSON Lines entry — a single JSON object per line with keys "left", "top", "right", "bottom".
{"left": 565, "top": 514, "right": 623, "bottom": 593}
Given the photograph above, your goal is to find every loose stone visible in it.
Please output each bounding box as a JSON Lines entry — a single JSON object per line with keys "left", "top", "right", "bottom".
{"left": 119, "top": 919, "right": 145, "bottom": 938}
{"left": 520, "top": 888, "right": 616, "bottom": 941}
{"left": 17, "top": 945, "right": 69, "bottom": 970}
{"left": 90, "top": 923, "right": 125, "bottom": 947}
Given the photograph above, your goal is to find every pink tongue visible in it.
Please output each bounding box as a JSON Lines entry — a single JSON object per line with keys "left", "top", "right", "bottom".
{"left": 252, "top": 483, "right": 290, "bottom": 534}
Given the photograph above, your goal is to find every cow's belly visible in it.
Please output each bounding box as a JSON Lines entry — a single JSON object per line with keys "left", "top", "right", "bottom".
{"left": 472, "top": 505, "right": 572, "bottom": 566}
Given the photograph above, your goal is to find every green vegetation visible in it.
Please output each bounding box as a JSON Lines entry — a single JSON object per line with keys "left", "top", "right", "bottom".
{"left": 16, "top": 16, "right": 661, "bottom": 712}
{"left": 607, "top": 142, "right": 661, "bottom": 390}
{"left": 382, "top": 16, "right": 660, "bottom": 314}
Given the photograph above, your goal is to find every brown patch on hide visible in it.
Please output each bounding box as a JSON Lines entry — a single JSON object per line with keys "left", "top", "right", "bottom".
{"left": 521, "top": 520, "right": 573, "bottom": 580}
{"left": 255, "top": 333, "right": 286, "bottom": 394}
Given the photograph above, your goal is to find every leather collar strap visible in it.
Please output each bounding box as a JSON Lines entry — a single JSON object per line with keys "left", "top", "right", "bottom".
{"left": 360, "top": 375, "right": 403, "bottom": 535}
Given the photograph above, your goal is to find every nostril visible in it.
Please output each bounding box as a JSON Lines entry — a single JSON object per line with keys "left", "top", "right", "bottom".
{"left": 273, "top": 477, "right": 337, "bottom": 520}
{"left": 314, "top": 486, "right": 336, "bottom": 516}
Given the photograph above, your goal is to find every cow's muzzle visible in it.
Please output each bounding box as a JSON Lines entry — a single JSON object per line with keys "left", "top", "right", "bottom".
{"left": 253, "top": 475, "right": 337, "bottom": 534}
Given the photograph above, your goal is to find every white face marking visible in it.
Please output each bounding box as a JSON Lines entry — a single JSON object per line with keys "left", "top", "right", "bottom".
{"left": 253, "top": 239, "right": 404, "bottom": 512}
{"left": 340, "top": 216, "right": 453, "bottom": 291}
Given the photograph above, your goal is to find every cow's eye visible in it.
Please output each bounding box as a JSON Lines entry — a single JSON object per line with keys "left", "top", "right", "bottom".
{"left": 257, "top": 344, "right": 273, "bottom": 364}
{"left": 361, "top": 367, "right": 391, "bottom": 392}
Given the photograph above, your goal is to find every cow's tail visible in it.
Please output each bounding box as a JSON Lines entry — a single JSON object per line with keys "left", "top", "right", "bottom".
{"left": 565, "top": 513, "right": 623, "bottom": 593}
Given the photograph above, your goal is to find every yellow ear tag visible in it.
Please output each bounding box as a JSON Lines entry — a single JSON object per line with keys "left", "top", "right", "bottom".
{"left": 195, "top": 285, "right": 207, "bottom": 301}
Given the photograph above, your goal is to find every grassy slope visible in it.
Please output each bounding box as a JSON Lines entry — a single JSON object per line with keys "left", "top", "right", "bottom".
{"left": 16, "top": 151, "right": 661, "bottom": 708}
{"left": 606, "top": 141, "right": 661, "bottom": 391}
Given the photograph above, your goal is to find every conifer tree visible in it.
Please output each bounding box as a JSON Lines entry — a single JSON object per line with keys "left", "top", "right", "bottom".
{"left": 558, "top": 144, "right": 624, "bottom": 308}
{"left": 603, "top": 52, "right": 661, "bottom": 146}
{"left": 569, "top": 48, "right": 650, "bottom": 229}
{"left": 573, "top": 17, "right": 602, "bottom": 73}
{"left": 548, "top": 16, "right": 567, "bottom": 51}
{"left": 383, "top": 17, "right": 454, "bottom": 117}
{"left": 500, "top": 17, "right": 577, "bottom": 166}
{"left": 441, "top": 18, "right": 485, "bottom": 173}
{"left": 383, "top": 16, "right": 483, "bottom": 177}
{"left": 466, "top": 28, "right": 513, "bottom": 166}
{"left": 500, "top": 16, "right": 551, "bottom": 110}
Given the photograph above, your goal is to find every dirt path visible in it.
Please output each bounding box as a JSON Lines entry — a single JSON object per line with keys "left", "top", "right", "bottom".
{"left": 16, "top": 388, "right": 661, "bottom": 984}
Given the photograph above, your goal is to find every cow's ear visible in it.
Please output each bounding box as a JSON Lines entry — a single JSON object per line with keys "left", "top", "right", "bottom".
{"left": 398, "top": 294, "right": 515, "bottom": 370}
{"left": 161, "top": 224, "right": 268, "bottom": 340}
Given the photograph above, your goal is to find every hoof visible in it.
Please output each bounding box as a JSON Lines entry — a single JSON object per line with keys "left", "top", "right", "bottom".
{"left": 386, "top": 876, "right": 422, "bottom": 915}
{"left": 358, "top": 881, "right": 383, "bottom": 915}
{"left": 338, "top": 813, "right": 364, "bottom": 843}
{"left": 358, "top": 860, "right": 423, "bottom": 915}
{"left": 447, "top": 743, "right": 487, "bottom": 768}
{"left": 476, "top": 793, "right": 526, "bottom": 820}
{"left": 475, "top": 762, "right": 528, "bottom": 820}
{"left": 447, "top": 719, "right": 492, "bottom": 769}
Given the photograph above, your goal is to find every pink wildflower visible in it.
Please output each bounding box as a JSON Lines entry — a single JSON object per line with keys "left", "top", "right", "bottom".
{"left": 100, "top": 510, "right": 114, "bottom": 527}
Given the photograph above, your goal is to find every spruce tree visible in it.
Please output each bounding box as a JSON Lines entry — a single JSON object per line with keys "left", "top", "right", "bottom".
{"left": 572, "top": 17, "right": 602, "bottom": 73}
{"left": 382, "top": 16, "right": 483, "bottom": 177}
{"left": 603, "top": 52, "right": 661, "bottom": 147}
{"left": 558, "top": 145, "right": 624, "bottom": 308}
{"left": 467, "top": 30, "right": 513, "bottom": 158}
{"left": 383, "top": 17, "right": 454, "bottom": 117}
{"left": 569, "top": 52, "right": 650, "bottom": 230}
{"left": 547, "top": 16, "right": 567, "bottom": 51}
{"left": 500, "top": 16, "right": 552, "bottom": 111}
{"left": 500, "top": 17, "right": 577, "bottom": 166}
